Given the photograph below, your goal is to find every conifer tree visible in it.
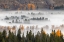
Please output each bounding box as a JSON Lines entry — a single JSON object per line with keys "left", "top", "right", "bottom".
{"left": 0, "top": 32, "right": 2, "bottom": 42}
{"left": 35, "top": 31, "right": 40, "bottom": 42}
{"left": 2, "top": 38, "right": 5, "bottom": 42}
{"left": 21, "top": 33, "right": 25, "bottom": 42}
{"left": 2, "top": 30, "right": 6, "bottom": 39}
{"left": 17, "top": 29, "right": 21, "bottom": 42}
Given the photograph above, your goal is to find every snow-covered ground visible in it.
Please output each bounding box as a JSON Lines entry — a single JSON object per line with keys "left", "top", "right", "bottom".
{"left": 0, "top": 10, "right": 64, "bottom": 36}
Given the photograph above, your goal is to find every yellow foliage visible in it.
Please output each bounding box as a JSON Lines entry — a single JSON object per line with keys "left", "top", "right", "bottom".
{"left": 17, "top": 3, "right": 36, "bottom": 10}
{"left": 19, "top": 25, "right": 24, "bottom": 30}
{"left": 3, "top": 4, "right": 9, "bottom": 9}
{"left": 42, "top": 30, "right": 46, "bottom": 34}
{"left": 7, "top": 26, "right": 11, "bottom": 31}
{"left": 21, "top": 25, "right": 24, "bottom": 30}
{"left": 27, "top": 3, "right": 36, "bottom": 10}
{"left": 12, "top": 26, "right": 16, "bottom": 30}
{"left": 31, "top": 4, "right": 36, "bottom": 10}
{"left": 27, "top": 4, "right": 31, "bottom": 10}
{"left": 56, "top": 30, "right": 61, "bottom": 37}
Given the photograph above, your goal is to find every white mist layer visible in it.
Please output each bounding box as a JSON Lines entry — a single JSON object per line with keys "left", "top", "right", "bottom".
{"left": 0, "top": 10, "right": 64, "bottom": 36}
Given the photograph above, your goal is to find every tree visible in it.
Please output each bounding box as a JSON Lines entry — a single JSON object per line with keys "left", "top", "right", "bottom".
{"left": 41, "top": 29, "right": 47, "bottom": 42}
{"left": 8, "top": 30, "right": 15, "bottom": 42}
{"left": 0, "top": 25, "right": 64, "bottom": 42}
{"left": 56, "top": 30, "right": 61, "bottom": 37}
{"left": 2, "top": 38, "right": 5, "bottom": 42}
{"left": 28, "top": 30, "right": 32, "bottom": 41}
{"left": 35, "top": 31, "right": 40, "bottom": 42}
{"left": 17, "top": 29, "right": 21, "bottom": 42}
{"left": 13, "top": 35, "right": 18, "bottom": 42}
{"left": 2, "top": 30, "right": 7, "bottom": 39}
{"left": 27, "top": 3, "right": 36, "bottom": 10}
{"left": 0, "top": 32, "right": 2, "bottom": 42}
{"left": 50, "top": 30, "right": 55, "bottom": 42}
{"left": 19, "top": 25, "right": 24, "bottom": 31}
{"left": 46, "top": 34, "right": 50, "bottom": 42}
{"left": 31, "top": 33, "right": 35, "bottom": 42}
{"left": 31, "top": 4, "right": 36, "bottom": 10}
{"left": 27, "top": 4, "right": 31, "bottom": 10}
{"left": 21, "top": 33, "right": 25, "bottom": 42}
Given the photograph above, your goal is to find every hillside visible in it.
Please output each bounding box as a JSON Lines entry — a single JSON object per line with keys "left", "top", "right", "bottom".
{"left": 0, "top": 0, "right": 64, "bottom": 10}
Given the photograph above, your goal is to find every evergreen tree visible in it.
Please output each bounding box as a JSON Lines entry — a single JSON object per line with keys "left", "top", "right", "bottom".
{"left": 17, "top": 29, "right": 21, "bottom": 42}
{"left": 28, "top": 30, "right": 32, "bottom": 40}
{"left": 0, "top": 26, "right": 64, "bottom": 42}
{"left": 2, "top": 38, "right": 5, "bottom": 42}
{"left": 35, "top": 31, "right": 40, "bottom": 42}
{"left": 2, "top": 30, "right": 6, "bottom": 39}
{"left": 46, "top": 34, "right": 50, "bottom": 42}
{"left": 26, "top": 31, "right": 29, "bottom": 42}
{"left": 41, "top": 28, "right": 47, "bottom": 42}
{"left": 31, "top": 33, "right": 35, "bottom": 42}
{"left": 0, "top": 32, "right": 2, "bottom": 42}
{"left": 50, "top": 30, "right": 55, "bottom": 42}
{"left": 13, "top": 35, "right": 18, "bottom": 42}
{"left": 21, "top": 33, "right": 25, "bottom": 42}
{"left": 8, "top": 30, "right": 15, "bottom": 42}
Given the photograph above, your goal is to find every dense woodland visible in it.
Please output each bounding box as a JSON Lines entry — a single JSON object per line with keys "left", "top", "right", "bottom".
{"left": 0, "top": 0, "right": 64, "bottom": 10}
{"left": 0, "top": 27, "right": 64, "bottom": 42}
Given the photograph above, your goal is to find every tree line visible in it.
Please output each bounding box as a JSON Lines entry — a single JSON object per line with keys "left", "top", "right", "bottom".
{"left": 0, "top": 28, "right": 64, "bottom": 42}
